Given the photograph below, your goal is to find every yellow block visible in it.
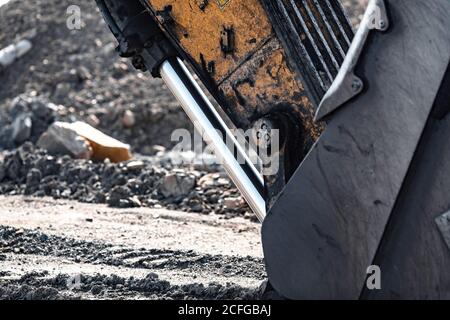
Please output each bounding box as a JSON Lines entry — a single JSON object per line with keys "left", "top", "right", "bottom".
{"left": 71, "top": 122, "right": 132, "bottom": 163}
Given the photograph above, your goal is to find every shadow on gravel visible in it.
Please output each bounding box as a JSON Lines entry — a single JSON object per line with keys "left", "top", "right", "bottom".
{"left": 0, "top": 225, "right": 264, "bottom": 300}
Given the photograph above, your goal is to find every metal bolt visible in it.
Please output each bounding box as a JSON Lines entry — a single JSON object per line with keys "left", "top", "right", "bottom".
{"left": 352, "top": 78, "right": 363, "bottom": 92}
{"left": 198, "top": 0, "right": 209, "bottom": 11}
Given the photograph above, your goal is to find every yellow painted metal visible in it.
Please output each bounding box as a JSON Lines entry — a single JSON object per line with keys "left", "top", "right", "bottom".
{"left": 148, "top": 0, "right": 273, "bottom": 83}
{"left": 216, "top": 0, "right": 232, "bottom": 10}
{"left": 145, "top": 0, "right": 320, "bottom": 141}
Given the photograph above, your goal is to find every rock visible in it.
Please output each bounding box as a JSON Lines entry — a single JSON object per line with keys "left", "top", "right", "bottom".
{"left": 86, "top": 114, "right": 100, "bottom": 128}
{"left": 0, "top": 126, "right": 14, "bottom": 149}
{"left": 0, "top": 39, "right": 32, "bottom": 69}
{"left": 37, "top": 122, "right": 93, "bottom": 159}
{"left": 31, "top": 100, "right": 57, "bottom": 121}
{"left": 101, "top": 42, "right": 116, "bottom": 55}
{"left": 25, "top": 168, "right": 42, "bottom": 194}
{"left": 6, "top": 95, "right": 57, "bottom": 146}
{"left": 107, "top": 186, "right": 131, "bottom": 208}
{"left": 223, "top": 197, "right": 244, "bottom": 209}
{"left": 26, "top": 169, "right": 42, "bottom": 187}
{"left": 70, "top": 121, "right": 132, "bottom": 163}
{"left": 126, "top": 179, "right": 143, "bottom": 195}
{"left": 152, "top": 145, "right": 166, "bottom": 154}
{"left": 35, "top": 155, "right": 60, "bottom": 176}
{"left": 126, "top": 160, "right": 145, "bottom": 172}
{"left": 141, "top": 145, "right": 166, "bottom": 156}
{"left": 160, "top": 172, "right": 196, "bottom": 198}
{"left": 52, "top": 83, "right": 72, "bottom": 102}
{"left": 4, "top": 152, "right": 23, "bottom": 181}
{"left": 129, "top": 196, "right": 142, "bottom": 208}
{"left": 90, "top": 285, "right": 102, "bottom": 296}
{"left": 187, "top": 199, "right": 204, "bottom": 212}
{"left": 0, "top": 163, "right": 5, "bottom": 182}
{"left": 9, "top": 96, "right": 29, "bottom": 120}
{"left": 11, "top": 114, "right": 32, "bottom": 144}
{"left": 77, "top": 66, "right": 92, "bottom": 81}
{"left": 122, "top": 110, "right": 136, "bottom": 128}
{"left": 198, "top": 173, "right": 223, "bottom": 188}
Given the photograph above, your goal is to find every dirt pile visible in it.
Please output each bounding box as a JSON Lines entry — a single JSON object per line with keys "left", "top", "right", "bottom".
{"left": 0, "top": 143, "right": 252, "bottom": 219}
{"left": 0, "top": 0, "right": 192, "bottom": 154}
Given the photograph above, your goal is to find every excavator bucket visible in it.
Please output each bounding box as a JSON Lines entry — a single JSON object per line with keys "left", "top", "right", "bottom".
{"left": 263, "top": 0, "right": 450, "bottom": 299}
{"left": 95, "top": 0, "right": 450, "bottom": 299}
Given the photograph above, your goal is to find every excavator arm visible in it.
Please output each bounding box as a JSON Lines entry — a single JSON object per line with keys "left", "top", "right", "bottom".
{"left": 96, "top": 0, "right": 450, "bottom": 299}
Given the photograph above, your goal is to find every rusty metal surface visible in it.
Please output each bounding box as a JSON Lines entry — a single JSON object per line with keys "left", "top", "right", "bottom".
{"left": 260, "top": 0, "right": 353, "bottom": 105}
{"left": 142, "top": 0, "right": 348, "bottom": 132}
{"left": 146, "top": 0, "right": 273, "bottom": 84}
{"left": 219, "top": 37, "right": 321, "bottom": 136}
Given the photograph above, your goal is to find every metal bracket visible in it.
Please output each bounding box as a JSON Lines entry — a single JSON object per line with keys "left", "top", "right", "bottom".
{"left": 436, "top": 211, "right": 450, "bottom": 252}
{"left": 315, "top": 0, "right": 389, "bottom": 122}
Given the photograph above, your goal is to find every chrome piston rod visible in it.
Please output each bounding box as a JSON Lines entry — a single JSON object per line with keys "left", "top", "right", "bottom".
{"left": 160, "top": 57, "right": 266, "bottom": 221}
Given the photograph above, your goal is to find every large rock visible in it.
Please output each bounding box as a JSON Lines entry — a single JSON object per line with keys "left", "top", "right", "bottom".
{"left": 223, "top": 197, "right": 244, "bottom": 209}
{"left": 4, "top": 152, "right": 23, "bottom": 181}
{"left": 160, "top": 172, "right": 196, "bottom": 198}
{"left": 6, "top": 95, "right": 57, "bottom": 146}
{"left": 11, "top": 113, "right": 32, "bottom": 144}
{"left": 37, "top": 122, "right": 93, "bottom": 159}
{"left": 107, "top": 185, "right": 141, "bottom": 208}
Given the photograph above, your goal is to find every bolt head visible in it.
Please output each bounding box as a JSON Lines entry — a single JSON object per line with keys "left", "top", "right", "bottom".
{"left": 352, "top": 78, "right": 363, "bottom": 92}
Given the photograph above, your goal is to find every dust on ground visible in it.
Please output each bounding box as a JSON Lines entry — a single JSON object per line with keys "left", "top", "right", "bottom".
{"left": 0, "top": 196, "right": 264, "bottom": 300}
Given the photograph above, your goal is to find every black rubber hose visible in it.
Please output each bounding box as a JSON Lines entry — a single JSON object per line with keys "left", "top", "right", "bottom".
{"left": 94, "top": 0, "right": 123, "bottom": 38}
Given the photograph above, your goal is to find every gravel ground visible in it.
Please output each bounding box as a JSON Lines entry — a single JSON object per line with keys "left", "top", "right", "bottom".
{"left": 0, "top": 0, "right": 366, "bottom": 300}
{"left": 0, "top": 142, "right": 254, "bottom": 219}
{"left": 0, "top": 196, "right": 263, "bottom": 300}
